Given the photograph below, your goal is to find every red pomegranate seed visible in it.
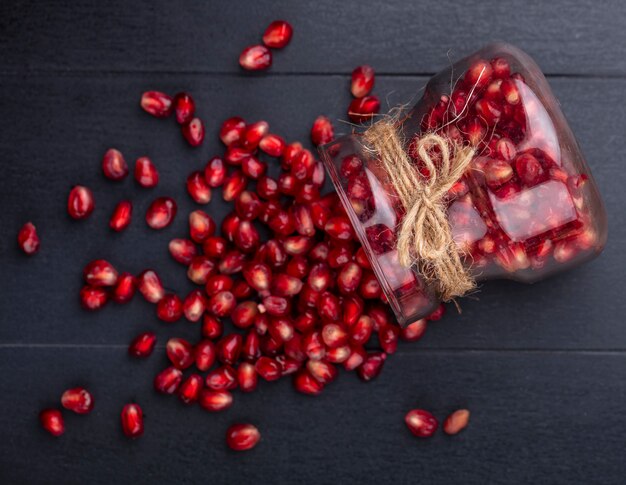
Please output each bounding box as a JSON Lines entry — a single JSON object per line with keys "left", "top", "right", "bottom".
{"left": 475, "top": 98, "right": 501, "bottom": 125}
{"left": 205, "top": 274, "right": 233, "bottom": 295}
{"left": 293, "top": 369, "right": 324, "bottom": 396}
{"left": 128, "top": 331, "right": 156, "bottom": 358}
{"left": 173, "top": 92, "right": 195, "bottom": 124}
{"left": 515, "top": 153, "right": 545, "bottom": 186}
{"left": 203, "top": 236, "right": 227, "bottom": 259}
{"left": 307, "top": 359, "right": 338, "bottom": 384}
{"left": 286, "top": 255, "right": 309, "bottom": 279}
{"left": 120, "top": 403, "right": 143, "bottom": 439}
{"left": 226, "top": 423, "right": 260, "bottom": 451}
{"left": 156, "top": 293, "right": 183, "bottom": 323}
{"left": 187, "top": 171, "right": 212, "bottom": 204}
{"left": 181, "top": 117, "right": 205, "bottom": 147}
{"left": 109, "top": 200, "right": 132, "bottom": 232}
{"left": 199, "top": 389, "right": 233, "bottom": 412}
{"left": 501, "top": 79, "right": 520, "bottom": 105}
{"left": 183, "top": 289, "right": 206, "bottom": 322}
{"left": 491, "top": 57, "right": 511, "bottom": 79}
{"left": 379, "top": 323, "right": 400, "bottom": 354}
{"left": 255, "top": 356, "right": 282, "bottom": 381}
{"left": 225, "top": 146, "right": 251, "bottom": 166}
{"left": 231, "top": 301, "right": 258, "bottom": 329}
{"left": 271, "top": 274, "right": 303, "bottom": 297}
{"left": 169, "top": 238, "right": 197, "bottom": 265}
{"left": 464, "top": 59, "right": 493, "bottom": 89}
{"left": 262, "top": 20, "right": 293, "bottom": 48}
{"left": 343, "top": 345, "right": 367, "bottom": 371}
{"left": 284, "top": 332, "right": 307, "bottom": 361}
{"left": 235, "top": 191, "right": 263, "bottom": 221}
{"left": 351, "top": 65, "right": 375, "bottom": 98}
{"left": 427, "top": 303, "right": 446, "bottom": 321}
{"left": 205, "top": 365, "right": 237, "bottom": 390}
{"left": 79, "top": 285, "right": 108, "bottom": 311}
{"left": 207, "top": 291, "right": 236, "bottom": 317}
{"left": 154, "top": 366, "right": 183, "bottom": 394}
{"left": 243, "top": 262, "right": 272, "bottom": 293}
{"left": 401, "top": 319, "right": 427, "bottom": 342}
{"left": 257, "top": 176, "right": 279, "bottom": 200}
{"left": 101, "top": 148, "right": 129, "bottom": 181}
{"left": 242, "top": 121, "right": 269, "bottom": 150}
{"left": 67, "top": 185, "right": 95, "bottom": 220}
{"left": 178, "top": 374, "right": 204, "bottom": 404}
{"left": 242, "top": 156, "right": 268, "bottom": 180}
{"left": 218, "top": 250, "right": 246, "bottom": 275}
{"left": 303, "top": 331, "right": 326, "bottom": 361}
{"left": 355, "top": 247, "right": 371, "bottom": 269}
{"left": 39, "top": 409, "right": 64, "bottom": 437}
{"left": 325, "top": 216, "right": 353, "bottom": 241}
{"left": 112, "top": 272, "right": 136, "bottom": 304}
{"left": 135, "top": 157, "right": 159, "bottom": 188}
{"left": 242, "top": 330, "right": 262, "bottom": 361}
{"left": 337, "top": 262, "right": 363, "bottom": 294}
{"left": 223, "top": 170, "right": 248, "bottom": 202}
{"left": 17, "top": 222, "right": 40, "bottom": 255}
{"left": 146, "top": 197, "right": 177, "bottom": 229}
{"left": 137, "top": 269, "right": 164, "bottom": 303}
{"left": 221, "top": 212, "right": 240, "bottom": 242}
{"left": 204, "top": 157, "right": 227, "bottom": 188}
{"left": 350, "top": 315, "right": 373, "bottom": 345}
{"left": 405, "top": 409, "right": 439, "bottom": 438}
{"left": 311, "top": 115, "right": 334, "bottom": 146}
{"left": 189, "top": 210, "right": 215, "bottom": 243}
{"left": 141, "top": 90, "right": 172, "bottom": 118}
{"left": 234, "top": 220, "right": 260, "bottom": 252}
{"left": 357, "top": 352, "right": 386, "bottom": 381}
{"left": 259, "top": 133, "right": 285, "bottom": 157}
{"left": 239, "top": 45, "right": 272, "bottom": 71}
{"left": 443, "top": 409, "right": 470, "bottom": 435}
{"left": 321, "top": 322, "right": 349, "bottom": 348}
{"left": 61, "top": 387, "right": 94, "bottom": 414}
{"left": 195, "top": 340, "right": 217, "bottom": 371}
{"left": 268, "top": 317, "right": 294, "bottom": 343}
{"left": 202, "top": 314, "right": 223, "bottom": 340}
{"left": 220, "top": 117, "right": 246, "bottom": 147}
{"left": 342, "top": 295, "right": 364, "bottom": 327}
{"left": 261, "top": 295, "right": 291, "bottom": 316}
{"left": 326, "top": 345, "right": 350, "bottom": 364}
{"left": 359, "top": 272, "right": 382, "bottom": 299}
{"left": 237, "top": 362, "right": 258, "bottom": 392}
{"left": 317, "top": 292, "right": 341, "bottom": 321}
{"left": 348, "top": 96, "right": 380, "bottom": 123}
{"left": 217, "top": 334, "right": 243, "bottom": 365}
{"left": 83, "top": 259, "right": 118, "bottom": 287}
{"left": 340, "top": 156, "right": 362, "bottom": 178}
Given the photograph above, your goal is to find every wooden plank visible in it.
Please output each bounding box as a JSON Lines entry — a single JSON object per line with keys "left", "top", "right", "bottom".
{"left": 0, "top": 73, "right": 623, "bottom": 349}
{"left": 2, "top": 347, "right": 625, "bottom": 483}
{"left": 0, "top": 0, "right": 625, "bottom": 75}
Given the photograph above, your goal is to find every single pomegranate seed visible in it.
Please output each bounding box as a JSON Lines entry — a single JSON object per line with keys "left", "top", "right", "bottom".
{"left": 242, "top": 156, "right": 268, "bottom": 180}
{"left": 221, "top": 212, "right": 240, "bottom": 242}
{"left": 427, "top": 303, "right": 446, "bottom": 321}
{"left": 255, "top": 356, "right": 282, "bottom": 381}
{"left": 141, "top": 90, "right": 172, "bottom": 118}
{"left": 187, "top": 171, "right": 212, "bottom": 204}
{"left": 257, "top": 176, "right": 280, "bottom": 200}
{"left": 17, "top": 222, "right": 40, "bottom": 255}
{"left": 475, "top": 98, "right": 502, "bottom": 125}
{"left": 464, "top": 59, "right": 493, "bottom": 89}
{"left": 401, "top": 319, "right": 427, "bottom": 342}
{"left": 137, "top": 269, "right": 164, "bottom": 303}
{"left": 237, "top": 362, "right": 258, "bottom": 392}
{"left": 40, "top": 409, "right": 64, "bottom": 437}
{"left": 223, "top": 170, "right": 248, "bottom": 202}
{"left": 189, "top": 209, "right": 215, "bottom": 243}
{"left": 242, "top": 121, "right": 269, "bottom": 150}
{"left": 317, "top": 292, "right": 341, "bottom": 321}
{"left": 307, "top": 359, "right": 338, "bottom": 384}
{"left": 216, "top": 334, "right": 243, "bottom": 365}
{"left": 83, "top": 259, "right": 118, "bottom": 287}
{"left": 205, "top": 274, "right": 233, "bottom": 296}
{"left": 173, "top": 92, "right": 195, "bottom": 124}
{"left": 145, "top": 197, "right": 177, "bottom": 229}
{"left": 199, "top": 389, "right": 233, "bottom": 412}
{"left": 379, "top": 323, "right": 400, "bottom": 354}
{"left": 226, "top": 423, "right": 260, "bottom": 451}
{"left": 205, "top": 365, "right": 237, "bottom": 390}
{"left": 351, "top": 65, "right": 375, "bottom": 98}
{"left": 225, "top": 146, "right": 251, "bottom": 166}
{"left": 326, "top": 345, "right": 351, "bottom": 364}
{"left": 112, "top": 272, "right": 136, "bottom": 303}
{"left": 261, "top": 295, "right": 291, "bottom": 316}
{"left": 322, "top": 323, "right": 349, "bottom": 348}
{"left": 67, "top": 185, "right": 95, "bottom": 220}
{"left": 268, "top": 317, "right": 294, "bottom": 343}
{"left": 165, "top": 338, "right": 194, "bottom": 369}
{"left": 203, "top": 236, "right": 228, "bottom": 259}
{"left": 286, "top": 255, "right": 309, "bottom": 279}
{"left": 311, "top": 115, "right": 334, "bottom": 146}
{"left": 120, "top": 403, "right": 144, "bottom": 439}
{"left": 342, "top": 295, "right": 364, "bottom": 327}
{"left": 101, "top": 148, "right": 129, "bottom": 181}
{"left": 195, "top": 340, "right": 217, "bottom": 371}
{"left": 218, "top": 250, "right": 246, "bottom": 275}
{"left": 181, "top": 117, "right": 205, "bottom": 147}
{"left": 271, "top": 274, "right": 303, "bottom": 297}
{"left": 244, "top": 262, "right": 272, "bottom": 293}
{"left": 359, "top": 272, "right": 382, "bottom": 299}
{"left": 515, "top": 153, "right": 545, "bottom": 186}
{"left": 501, "top": 79, "right": 520, "bottom": 105}
{"left": 207, "top": 291, "right": 236, "bottom": 317}
{"left": 178, "top": 374, "right": 204, "bottom": 404}
{"left": 204, "top": 157, "right": 227, "bottom": 188}
{"left": 234, "top": 220, "right": 260, "bottom": 252}
{"left": 302, "top": 331, "right": 326, "bottom": 361}
{"left": 239, "top": 45, "right": 272, "bottom": 71}
{"left": 242, "top": 330, "right": 262, "bottom": 361}
{"left": 259, "top": 133, "right": 285, "bottom": 157}
{"left": 357, "top": 352, "right": 386, "bottom": 381}
{"left": 348, "top": 96, "right": 380, "bottom": 123}
{"left": 169, "top": 238, "right": 197, "bottom": 265}
{"left": 109, "top": 200, "right": 133, "bottom": 232}
{"left": 60, "top": 387, "right": 94, "bottom": 415}
{"left": 337, "top": 262, "right": 363, "bottom": 294}
{"left": 443, "top": 409, "right": 470, "bottom": 435}
{"left": 183, "top": 289, "right": 206, "bottom": 322}
{"left": 79, "top": 286, "right": 108, "bottom": 311}
{"left": 491, "top": 57, "right": 511, "bottom": 79}
{"left": 325, "top": 216, "right": 353, "bottom": 241}
{"left": 202, "top": 314, "right": 223, "bottom": 339}
{"left": 156, "top": 293, "right": 183, "bottom": 323}
{"left": 405, "top": 409, "right": 439, "bottom": 438}
{"left": 343, "top": 345, "right": 367, "bottom": 371}
{"left": 293, "top": 369, "right": 324, "bottom": 396}
{"left": 220, "top": 117, "right": 246, "bottom": 147}
{"left": 231, "top": 301, "right": 258, "bottom": 329}
{"left": 235, "top": 191, "right": 263, "bottom": 221}
{"left": 262, "top": 20, "right": 293, "bottom": 48}
{"left": 350, "top": 315, "right": 373, "bottom": 345}
{"left": 154, "top": 366, "right": 183, "bottom": 394}
{"left": 128, "top": 331, "right": 156, "bottom": 358}
{"left": 135, "top": 156, "right": 159, "bottom": 188}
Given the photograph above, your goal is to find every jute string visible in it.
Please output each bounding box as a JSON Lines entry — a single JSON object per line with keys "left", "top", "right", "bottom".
{"left": 363, "top": 120, "right": 476, "bottom": 301}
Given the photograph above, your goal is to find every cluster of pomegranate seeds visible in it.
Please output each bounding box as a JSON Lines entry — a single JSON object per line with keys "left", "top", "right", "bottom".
{"left": 239, "top": 20, "right": 293, "bottom": 71}
{"left": 39, "top": 387, "right": 94, "bottom": 437}
{"left": 141, "top": 91, "right": 205, "bottom": 147}
{"left": 348, "top": 65, "right": 380, "bottom": 123}
{"left": 405, "top": 408, "right": 470, "bottom": 438}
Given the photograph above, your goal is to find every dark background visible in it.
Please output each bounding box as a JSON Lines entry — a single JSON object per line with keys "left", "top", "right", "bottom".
{"left": 1, "top": 1, "right": 625, "bottom": 483}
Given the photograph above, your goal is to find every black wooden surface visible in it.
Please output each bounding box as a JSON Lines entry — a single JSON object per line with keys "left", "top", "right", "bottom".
{"left": 1, "top": 1, "right": 625, "bottom": 484}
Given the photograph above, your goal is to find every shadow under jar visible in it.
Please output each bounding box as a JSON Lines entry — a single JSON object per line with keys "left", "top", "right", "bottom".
{"left": 319, "top": 43, "right": 607, "bottom": 326}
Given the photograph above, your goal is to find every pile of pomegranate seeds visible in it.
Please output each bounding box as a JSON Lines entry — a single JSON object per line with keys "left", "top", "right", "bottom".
{"left": 239, "top": 20, "right": 293, "bottom": 71}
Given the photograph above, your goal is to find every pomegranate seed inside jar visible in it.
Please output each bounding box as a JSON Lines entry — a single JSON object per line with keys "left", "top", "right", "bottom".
{"left": 239, "top": 45, "right": 272, "bottom": 71}
{"left": 67, "top": 185, "right": 95, "bottom": 220}
{"left": 17, "top": 222, "right": 40, "bottom": 255}
{"left": 39, "top": 409, "right": 65, "bottom": 437}
{"left": 262, "top": 20, "right": 293, "bottom": 48}
{"left": 61, "top": 387, "right": 94, "bottom": 414}
{"left": 101, "top": 148, "right": 129, "bottom": 181}
{"left": 226, "top": 423, "right": 261, "bottom": 451}
{"left": 120, "top": 403, "right": 144, "bottom": 439}
{"left": 145, "top": 196, "right": 177, "bottom": 229}
{"left": 351, "top": 65, "right": 375, "bottom": 98}
{"left": 405, "top": 409, "right": 439, "bottom": 438}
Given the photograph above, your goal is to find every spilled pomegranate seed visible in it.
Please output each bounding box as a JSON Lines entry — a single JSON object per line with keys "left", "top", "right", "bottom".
{"left": 101, "top": 148, "right": 129, "bottom": 181}
{"left": 262, "top": 20, "right": 293, "bottom": 49}
{"left": 239, "top": 45, "right": 272, "bottom": 71}
{"left": 181, "top": 117, "right": 205, "bottom": 147}
{"left": 135, "top": 157, "right": 159, "bottom": 188}
{"left": 39, "top": 409, "right": 65, "bottom": 437}
{"left": 17, "top": 222, "right": 40, "bottom": 255}
{"left": 67, "top": 185, "right": 95, "bottom": 220}
{"left": 443, "top": 409, "right": 470, "bottom": 435}
{"left": 128, "top": 331, "right": 157, "bottom": 358}
{"left": 109, "top": 200, "right": 133, "bottom": 232}
{"left": 145, "top": 197, "right": 177, "bottom": 229}
{"left": 173, "top": 92, "right": 196, "bottom": 124}
{"left": 120, "top": 403, "right": 144, "bottom": 438}
{"left": 351, "top": 65, "right": 375, "bottom": 98}
{"left": 348, "top": 95, "right": 380, "bottom": 123}
{"left": 140, "top": 91, "right": 173, "bottom": 118}
{"left": 226, "top": 423, "right": 261, "bottom": 451}
{"left": 310, "top": 116, "right": 334, "bottom": 146}
{"left": 405, "top": 409, "right": 439, "bottom": 438}
{"left": 61, "top": 387, "right": 94, "bottom": 414}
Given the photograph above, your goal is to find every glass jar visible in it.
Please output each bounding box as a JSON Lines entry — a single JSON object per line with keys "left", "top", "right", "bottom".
{"left": 319, "top": 43, "right": 607, "bottom": 326}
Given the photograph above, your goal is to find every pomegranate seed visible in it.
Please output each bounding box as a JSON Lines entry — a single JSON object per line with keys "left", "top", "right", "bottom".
{"left": 226, "top": 423, "right": 260, "bottom": 451}
{"left": 515, "top": 153, "right": 545, "bottom": 186}
{"left": 464, "top": 59, "right": 493, "bottom": 89}
{"left": 286, "top": 255, "right": 309, "bottom": 279}
{"left": 223, "top": 170, "right": 248, "bottom": 202}
{"left": 326, "top": 345, "right": 350, "bottom": 364}
{"left": 271, "top": 274, "right": 303, "bottom": 297}
{"left": 146, "top": 197, "right": 177, "bottom": 229}
{"left": 317, "top": 292, "right": 341, "bottom": 321}
{"left": 178, "top": 374, "right": 204, "bottom": 404}
{"left": 259, "top": 134, "right": 285, "bottom": 157}
{"left": 501, "top": 79, "right": 520, "bottom": 105}
{"left": 112, "top": 272, "right": 136, "bottom": 303}
{"left": 303, "top": 331, "right": 326, "bottom": 361}
{"left": 141, "top": 90, "right": 172, "bottom": 118}
{"left": 203, "top": 236, "right": 228, "bottom": 259}
{"left": 39, "top": 409, "right": 64, "bottom": 437}
{"left": 232, "top": 279, "right": 252, "bottom": 299}
{"left": 405, "top": 409, "right": 439, "bottom": 438}
{"left": 242, "top": 330, "right": 262, "bottom": 361}
{"left": 188, "top": 255, "right": 216, "bottom": 284}
{"left": 128, "top": 331, "right": 156, "bottom": 358}
{"left": 67, "top": 185, "right": 94, "bottom": 220}
{"left": 355, "top": 247, "right": 371, "bottom": 269}
{"left": 350, "top": 315, "right": 373, "bottom": 345}
{"left": 261, "top": 295, "right": 291, "bottom": 316}
{"left": 337, "top": 262, "right": 363, "bottom": 294}
{"left": 293, "top": 369, "right": 324, "bottom": 396}
{"left": 156, "top": 293, "right": 183, "bottom": 323}
{"left": 379, "top": 323, "right": 400, "bottom": 354}
{"left": 173, "top": 92, "right": 195, "bottom": 124}
{"left": 257, "top": 176, "right": 279, "bottom": 199}
{"left": 219, "top": 117, "right": 244, "bottom": 146}
{"left": 225, "top": 146, "right": 251, "bottom": 166}
{"left": 235, "top": 191, "right": 263, "bottom": 221}
{"left": 357, "top": 352, "right": 386, "bottom": 381}
{"left": 231, "top": 301, "right": 258, "bottom": 329}
{"left": 205, "top": 365, "right": 237, "bottom": 390}
{"left": 204, "top": 157, "right": 227, "bottom": 188}
{"left": 359, "top": 272, "right": 382, "bottom": 299}
{"left": 120, "top": 403, "right": 144, "bottom": 438}
{"left": 307, "top": 359, "right": 338, "bottom": 384}
{"left": 83, "top": 259, "right": 118, "bottom": 287}
{"left": 443, "top": 409, "right": 470, "bottom": 435}
{"left": 342, "top": 295, "right": 364, "bottom": 327}
{"left": 239, "top": 45, "right": 272, "bottom": 71}
{"left": 218, "top": 250, "right": 246, "bottom": 275}
{"left": 284, "top": 332, "right": 307, "bottom": 361}
{"left": 181, "top": 117, "right": 205, "bottom": 147}
{"left": 135, "top": 157, "right": 159, "bottom": 188}
{"left": 237, "top": 362, "right": 258, "bottom": 392}
{"left": 401, "top": 319, "right": 427, "bottom": 342}
{"left": 343, "top": 345, "right": 367, "bottom": 371}
{"left": 234, "top": 220, "right": 260, "bottom": 252}
{"left": 101, "top": 148, "right": 129, "bottom": 181}
{"left": 325, "top": 216, "right": 353, "bottom": 241}
{"left": 322, "top": 322, "right": 349, "bottom": 348}
{"left": 244, "top": 262, "right": 272, "bottom": 293}
{"left": 491, "top": 57, "right": 511, "bottom": 79}
{"left": 255, "top": 356, "right": 282, "bottom": 381}
{"left": 351, "top": 65, "right": 375, "bottom": 98}
{"left": 475, "top": 98, "right": 502, "bottom": 125}
{"left": 242, "top": 121, "right": 269, "bottom": 150}
{"left": 154, "top": 366, "right": 183, "bottom": 394}
{"left": 268, "top": 209, "right": 295, "bottom": 236}
{"left": 187, "top": 171, "right": 212, "bottom": 204}
{"left": 221, "top": 212, "right": 240, "bottom": 242}
{"left": 348, "top": 96, "right": 380, "bottom": 123}
{"left": 217, "top": 334, "right": 243, "bottom": 365}
{"left": 17, "top": 222, "right": 40, "bottom": 255}
{"left": 202, "top": 314, "right": 223, "bottom": 339}
{"left": 195, "top": 340, "right": 217, "bottom": 371}
{"left": 199, "top": 389, "right": 233, "bottom": 412}
{"left": 207, "top": 291, "right": 236, "bottom": 317}
{"left": 61, "top": 387, "right": 94, "bottom": 414}
{"left": 189, "top": 210, "right": 215, "bottom": 243}
{"left": 169, "top": 237, "right": 197, "bottom": 264}
{"left": 242, "top": 156, "right": 268, "bottom": 180}
{"left": 268, "top": 317, "right": 294, "bottom": 342}
{"left": 183, "top": 289, "right": 206, "bottom": 322}
{"left": 262, "top": 20, "right": 293, "bottom": 48}
{"left": 427, "top": 303, "right": 446, "bottom": 321}
{"left": 109, "top": 200, "right": 132, "bottom": 232}
{"left": 311, "top": 115, "right": 334, "bottom": 146}
{"left": 80, "top": 286, "right": 108, "bottom": 311}
{"left": 205, "top": 274, "right": 234, "bottom": 295}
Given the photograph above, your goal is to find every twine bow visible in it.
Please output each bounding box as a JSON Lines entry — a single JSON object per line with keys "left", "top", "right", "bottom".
{"left": 363, "top": 120, "right": 476, "bottom": 301}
